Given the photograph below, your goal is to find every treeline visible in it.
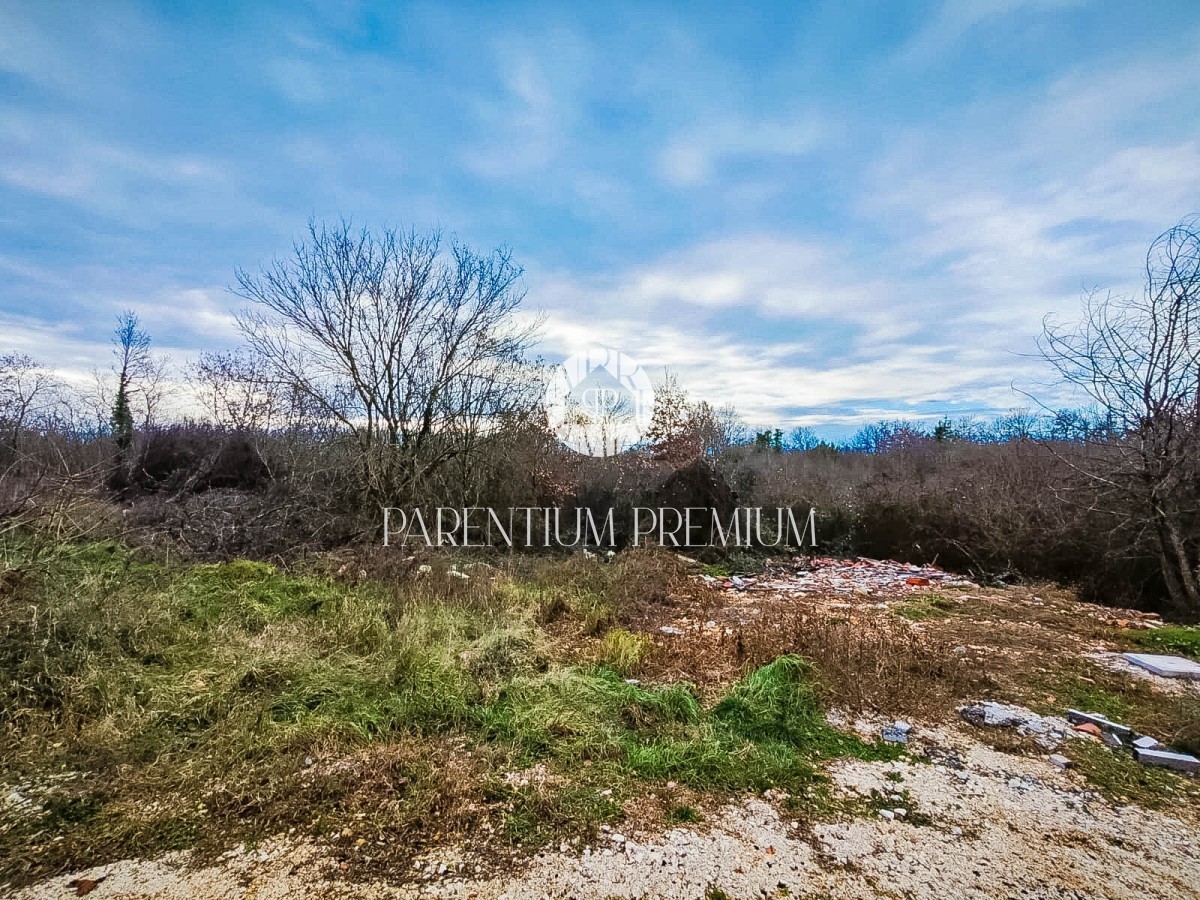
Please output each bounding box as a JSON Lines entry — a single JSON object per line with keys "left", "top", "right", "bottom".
{"left": 753, "top": 406, "right": 1110, "bottom": 456}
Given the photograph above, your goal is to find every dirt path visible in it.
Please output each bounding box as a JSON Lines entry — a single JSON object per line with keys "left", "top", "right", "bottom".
{"left": 16, "top": 721, "right": 1200, "bottom": 900}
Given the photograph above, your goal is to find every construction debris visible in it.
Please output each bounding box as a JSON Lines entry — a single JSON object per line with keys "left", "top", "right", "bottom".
{"left": 1088, "top": 609, "right": 1163, "bottom": 630}
{"left": 958, "top": 702, "right": 1075, "bottom": 749}
{"left": 1066, "top": 710, "right": 1132, "bottom": 740}
{"left": 1064, "top": 709, "right": 1200, "bottom": 774}
{"left": 1133, "top": 748, "right": 1200, "bottom": 774}
{"left": 1121, "top": 653, "right": 1200, "bottom": 680}
{"left": 959, "top": 702, "right": 1198, "bottom": 776}
{"left": 701, "top": 557, "right": 978, "bottom": 598}
{"left": 1087, "top": 651, "right": 1200, "bottom": 695}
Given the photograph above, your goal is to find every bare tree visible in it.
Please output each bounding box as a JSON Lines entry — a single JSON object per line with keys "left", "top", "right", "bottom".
{"left": 787, "top": 425, "right": 821, "bottom": 452}
{"left": 1040, "top": 214, "right": 1200, "bottom": 615}
{"left": 0, "top": 355, "right": 104, "bottom": 538}
{"left": 233, "top": 219, "right": 540, "bottom": 503}
{"left": 192, "top": 349, "right": 298, "bottom": 432}
{"left": 0, "top": 354, "right": 58, "bottom": 460}
{"left": 990, "top": 408, "right": 1042, "bottom": 442}
{"left": 846, "top": 420, "right": 929, "bottom": 453}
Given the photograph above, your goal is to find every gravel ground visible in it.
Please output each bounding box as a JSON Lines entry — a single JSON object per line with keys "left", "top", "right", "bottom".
{"left": 16, "top": 724, "right": 1200, "bottom": 900}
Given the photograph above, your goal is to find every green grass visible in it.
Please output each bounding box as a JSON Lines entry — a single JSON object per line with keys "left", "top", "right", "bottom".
{"left": 1037, "top": 675, "right": 1131, "bottom": 723}
{"left": 1131, "top": 625, "right": 1200, "bottom": 660}
{"left": 894, "top": 594, "right": 956, "bottom": 621}
{"left": 481, "top": 657, "right": 899, "bottom": 794}
{"left": 0, "top": 535, "right": 892, "bottom": 886}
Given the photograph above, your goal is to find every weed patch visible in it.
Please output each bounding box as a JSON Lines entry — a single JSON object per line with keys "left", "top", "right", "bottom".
{"left": 0, "top": 537, "right": 883, "bottom": 887}
{"left": 1131, "top": 625, "right": 1200, "bottom": 660}
{"left": 597, "top": 628, "right": 652, "bottom": 675}
{"left": 894, "top": 594, "right": 956, "bottom": 621}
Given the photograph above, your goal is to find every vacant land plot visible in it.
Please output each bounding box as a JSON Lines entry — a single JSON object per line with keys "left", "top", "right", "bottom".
{"left": 3, "top": 538, "right": 1199, "bottom": 898}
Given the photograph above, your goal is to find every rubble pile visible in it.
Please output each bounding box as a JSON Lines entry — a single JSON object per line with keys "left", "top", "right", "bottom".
{"left": 957, "top": 702, "right": 1077, "bottom": 750}
{"left": 1065, "top": 709, "right": 1200, "bottom": 773}
{"left": 700, "top": 556, "right": 978, "bottom": 598}
{"left": 1087, "top": 609, "right": 1163, "bottom": 630}
{"left": 958, "top": 701, "right": 1200, "bottom": 774}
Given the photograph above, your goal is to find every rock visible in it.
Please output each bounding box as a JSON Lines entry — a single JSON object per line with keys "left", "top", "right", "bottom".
{"left": 1073, "top": 723, "right": 1102, "bottom": 736}
{"left": 959, "top": 702, "right": 1027, "bottom": 728}
{"left": 1133, "top": 735, "right": 1162, "bottom": 750}
{"left": 68, "top": 878, "right": 106, "bottom": 897}
{"left": 879, "top": 809, "right": 895, "bottom": 820}
{"left": 1049, "top": 754, "right": 1071, "bottom": 769}
{"left": 959, "top": 702, "right": 1072, "bottom": 748}
{"left": 883, "top": 721, "right": 913, "bottom": 744}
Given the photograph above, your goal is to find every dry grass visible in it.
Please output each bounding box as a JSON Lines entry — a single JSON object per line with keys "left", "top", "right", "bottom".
{"left": 640, "top": 607, "right": 986, "bottom": 719}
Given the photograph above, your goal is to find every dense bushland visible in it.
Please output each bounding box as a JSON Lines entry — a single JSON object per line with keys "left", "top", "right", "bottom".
{"left": 0, "top": 407, "right": 1187, "bottom": 616}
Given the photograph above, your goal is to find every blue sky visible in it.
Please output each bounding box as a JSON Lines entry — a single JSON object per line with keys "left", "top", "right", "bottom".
{"left": 2, "top": 0, "right": 1199, "bottom": 436}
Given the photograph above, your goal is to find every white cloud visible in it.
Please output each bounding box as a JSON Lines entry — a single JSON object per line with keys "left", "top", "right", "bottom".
{"left": 657, "top": 116, "right": 823, "bottom": 187}
{"left": 900, "top": 0, "right": 1089, "bottom": 63}
{"left": 0, "top": 107, "right": 228, "bottom": 216}
{"left": 460, "top": 30, "right": 591, "bottom": 179}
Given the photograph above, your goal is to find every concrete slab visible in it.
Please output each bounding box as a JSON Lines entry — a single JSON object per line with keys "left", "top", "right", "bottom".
{"left": 1132, "top": 747, "right": 1200, "bottom": 773}
{"left": 1121, "top": 653, "right": 1200, "bottom": 680}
